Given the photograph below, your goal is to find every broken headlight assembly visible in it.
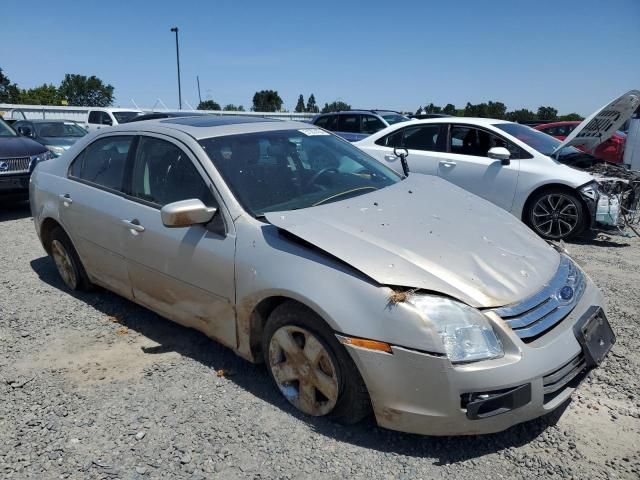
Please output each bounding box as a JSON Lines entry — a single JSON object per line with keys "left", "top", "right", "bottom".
{"left": 409, "top": 295, "right": 504, "bottom": 363}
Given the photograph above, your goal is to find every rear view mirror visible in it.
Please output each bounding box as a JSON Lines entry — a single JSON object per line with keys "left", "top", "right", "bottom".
{"left": 161, "top": 199, "right": 217, "bottom": 228}
{"left": 488, "top": 147, "right": 511, "bottom": 165}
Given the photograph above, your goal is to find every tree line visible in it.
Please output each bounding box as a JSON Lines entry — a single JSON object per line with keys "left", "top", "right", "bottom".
{"left": 416, "top": 102, "right": 583, "bottom": 123}
{"left": 1, "top": 67, "right": 585, "bottom": 122}
{"left": 0, "top": 68, "right": 114, "bottom": 107}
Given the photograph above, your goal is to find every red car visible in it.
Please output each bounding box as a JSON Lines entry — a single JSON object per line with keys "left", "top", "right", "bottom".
{"left": 534, "top": 121, "right": 626, "bottom": 163}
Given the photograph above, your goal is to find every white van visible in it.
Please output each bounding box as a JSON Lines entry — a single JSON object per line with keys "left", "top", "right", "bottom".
{"left": 84, "top": 108, "right": 142, "bottom": 132}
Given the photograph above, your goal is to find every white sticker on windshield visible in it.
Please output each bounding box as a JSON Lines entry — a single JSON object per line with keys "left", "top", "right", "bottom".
{"left": 298, "top": 128, "right": 330, "bottom": 136}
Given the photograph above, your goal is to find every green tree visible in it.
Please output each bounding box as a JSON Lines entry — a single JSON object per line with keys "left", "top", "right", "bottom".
{"left": 442, "top": 103, "right": 457, "bottom": 115}
{"left": 252, "top": 90, "right": 283, "bottom": 112}
{"left": 223, "top": 104, "right": 244, "bottom": 111}
{"left": 198, "top": 100, "right": 221, "bottom": 110}
{"left": 19, "top": 83, "right": 62, "bottom": 105}
{"left": 558, "top": 113, "right": 584, "bottom": 121}
{"left": 486, "top": 101, "right": 507, "bottom": 119}
{"left": 415, "top": 105, "right": 423, "bottom": 115}
{"left": 505, "top": 108, "right": 537, "bottom": 123}
{"left": 464, "top": 102, "right": 488, "bottom": 117}
{"left": 295, "top": 94, "right": 305, "bottom": 113}
{"left": 536, "top": 106, "right": 558, "bottom": 121}
{"left": 58, "top": 74, "right": 114, "bottom": 107}
{"left": 0, "top": 68, "right": 21, "bottom": 103}
{"left": 321, "top": 101, "right": 351, "bottom": 113}
{"left": 305, "top": 94, "right": 319, "bottom": 113}
{"left": 424, "top": 103, "right": 442, "bottom": 114}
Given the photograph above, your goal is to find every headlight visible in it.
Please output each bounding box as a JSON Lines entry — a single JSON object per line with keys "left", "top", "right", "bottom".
{"left": 409, "top": 295, "right": 503, "bottom": 363}
{"left": 579, "top": 182, "right": 599, "bottom": 202}
{"left": 45, "top": 145, "right": 66, "bottom": 157}
{"left": 30, "top": 150, "right": 55, "bottom": 164}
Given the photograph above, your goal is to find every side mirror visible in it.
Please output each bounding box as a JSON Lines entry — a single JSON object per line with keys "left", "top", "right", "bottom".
{"left": 18, "top": 127, "right": 33, "bottom": 137}
{"left": 488, "top": 147, "right": 511, "bottom": 165}
{"left": 160, "top": 199, "right": 217, "bottom": 228}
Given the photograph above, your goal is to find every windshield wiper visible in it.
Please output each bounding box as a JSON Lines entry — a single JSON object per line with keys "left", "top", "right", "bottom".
{"left": 312, "top": 186, "right": 378, "bottom": 207}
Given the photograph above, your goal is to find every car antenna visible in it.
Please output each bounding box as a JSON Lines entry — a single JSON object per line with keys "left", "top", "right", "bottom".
{"left": 394, "top": 146, "right": 410, "bottom": 177}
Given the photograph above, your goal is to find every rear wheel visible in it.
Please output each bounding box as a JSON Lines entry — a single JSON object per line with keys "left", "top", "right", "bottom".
{"left": 262, "top": 301, "right": 371, "bottom": 424}
{"left": 49, "top": 227, "right": 92, "bottom": 291}
{"left": 525, "top": 189, "right": 585, "bottom": 240}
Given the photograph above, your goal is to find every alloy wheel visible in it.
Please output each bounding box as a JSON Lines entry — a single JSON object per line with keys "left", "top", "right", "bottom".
{"left": 51, "top": 239, "right": 78, "bottom": 289}
{"left": 268, "top": 325, "right": 339, "bottom": 416}
{"left": 532, "top": 193, "right": 579, "bottom": 239}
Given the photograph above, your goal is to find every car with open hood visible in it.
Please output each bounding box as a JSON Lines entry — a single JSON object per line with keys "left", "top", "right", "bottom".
{"left": 29, "top": 115, "right": 614, "bottom": 435}
{"left": 355, "top": 90, "right": 640, "bottom": 240}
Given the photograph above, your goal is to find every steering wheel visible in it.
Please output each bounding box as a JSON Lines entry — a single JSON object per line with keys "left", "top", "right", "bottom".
{"left": 305, "top": 167, "right": 339, "bottom": 188}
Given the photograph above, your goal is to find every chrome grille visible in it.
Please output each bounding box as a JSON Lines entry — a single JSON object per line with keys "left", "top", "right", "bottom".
{"left": 543, "top": 352, "right": 587, "bottom": 403}
{"left": 491, "top": 256, "right": 585, "bottom": 341}
{"left": 0, "top": 156, "right": 31, "bottom": 174}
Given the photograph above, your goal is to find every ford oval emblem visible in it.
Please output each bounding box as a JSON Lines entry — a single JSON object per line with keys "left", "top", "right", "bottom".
{"left": 559, "top": 286, "right": 574, "bottom": 302}
{"left": 0, "top": 161, "right": 8, "bottom": 171}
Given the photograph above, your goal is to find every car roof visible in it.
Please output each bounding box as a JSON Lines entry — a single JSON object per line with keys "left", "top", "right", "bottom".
{"left": 19, "top": 119, "right": 81, "bottom": 123}
{"left": 317, "top": 110, "right": 403, "bottom": 116}
{"left": 400, "top": 117, "right": 510, "bottom": 127}
{"left": 108, "top": 115, "right": 312, "bottom": 140}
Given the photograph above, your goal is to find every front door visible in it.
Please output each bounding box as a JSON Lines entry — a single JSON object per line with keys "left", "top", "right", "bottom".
{"left": 436, "top": 124, "right": 520, "bottom": 212}
{"left": 121, "top": 134, "right": 237, "bottom": 348}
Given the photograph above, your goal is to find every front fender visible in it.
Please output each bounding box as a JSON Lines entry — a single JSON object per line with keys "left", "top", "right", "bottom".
{"left": 233, "top": 216, "right": 446, "bottom": 361}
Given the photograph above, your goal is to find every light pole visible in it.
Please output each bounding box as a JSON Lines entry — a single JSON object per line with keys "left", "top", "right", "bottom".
{"left": 170, "top": 27, "right": 182, "bottom": 110}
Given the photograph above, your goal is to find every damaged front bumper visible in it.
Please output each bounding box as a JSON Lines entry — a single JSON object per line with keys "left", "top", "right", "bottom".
{"left": 341, "top": 278, "right": 607, "bottom": 436}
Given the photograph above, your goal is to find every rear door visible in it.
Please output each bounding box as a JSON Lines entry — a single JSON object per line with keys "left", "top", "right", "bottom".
{"left": 120, "top": 134, "right": 237, "bottom": 347}
{"left": 366, "top": 123, "right": 447, "bottom": 175}
{"left": 436, "top": 124, "right": 521, "bottom": 211}
{"left": 61, "top": 134, "right": 135, "bottom": 297}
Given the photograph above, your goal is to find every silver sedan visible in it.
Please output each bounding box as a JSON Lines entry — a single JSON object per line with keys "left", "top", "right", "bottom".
{"left": 29, "top": 116, "right": 615, "bottom": 435}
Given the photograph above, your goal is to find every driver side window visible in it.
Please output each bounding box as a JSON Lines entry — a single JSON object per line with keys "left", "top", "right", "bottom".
{"left": 131, "top": 136, "right": 216, "bottom": 207}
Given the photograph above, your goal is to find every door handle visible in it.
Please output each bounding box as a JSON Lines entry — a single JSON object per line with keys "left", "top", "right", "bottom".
{"left": 384, "top": 154, "right": 398, "bottom": 161}
{"left": 439, "top": 160, "right": 457, "bottom": 167}
{"left": 58, "top": 194, "right": 73, "bottom": 206}
{"left": 121, "top": 219, "right": 145, "bottom": 233}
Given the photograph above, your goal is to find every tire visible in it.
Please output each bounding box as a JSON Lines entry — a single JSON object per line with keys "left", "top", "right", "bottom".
{"left": 49, "top": 227, "right": 92, "bottom": 291}
{"left": 524, "top": 189, "right": 586, "bottom": 240}
{"left": 262, "top": 301, "right": 371, "bottom": 425}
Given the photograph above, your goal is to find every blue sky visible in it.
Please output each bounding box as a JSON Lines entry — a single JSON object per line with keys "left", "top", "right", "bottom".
{"left": 1, "top": 0, "right": 639, "bottom": 114}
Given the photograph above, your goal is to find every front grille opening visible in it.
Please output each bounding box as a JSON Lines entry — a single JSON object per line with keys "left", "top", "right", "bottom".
{"left": 543, "top": 353, "right": 588, "bottom": 404}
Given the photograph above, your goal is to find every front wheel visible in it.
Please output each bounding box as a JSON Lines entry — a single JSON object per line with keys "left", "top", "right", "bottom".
{"left": 525, "top": 189, "right": 586, "bottom": 240}
{"left": 262, "top": 302, "right": 371, "bottom": 424}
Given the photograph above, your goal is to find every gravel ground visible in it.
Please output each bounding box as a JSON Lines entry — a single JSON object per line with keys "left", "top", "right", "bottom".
{"left": 1, "top": 201, "right": 639, "bottom": 480}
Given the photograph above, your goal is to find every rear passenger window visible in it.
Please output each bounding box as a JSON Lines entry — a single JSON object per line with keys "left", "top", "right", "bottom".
{"left": 403, "top": 125, "right": 446, "bottom": 151}
{"left": 131, "top": 136, "right": 215, "bottom": 207}
{"left": 338, "top": 114, "right": 360, "bottom": 133}
{"left": 87, "top": 111, "right": 101, "bottom": 124}
{"left": 69, "top": 136, "right": 133, "bottom": 191}
{"left": 361, "top": 115, "right": 385, "bottom": 134}
{"left": 313, "top": 115, "right": 337, "bottom": 131}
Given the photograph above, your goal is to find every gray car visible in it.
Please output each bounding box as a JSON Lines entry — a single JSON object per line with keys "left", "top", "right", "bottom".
{"left": 29, "top": 116, "right": 615, "bottom": 435}
{"left": 13, "top": 119, "right": 87, "bottom": 157}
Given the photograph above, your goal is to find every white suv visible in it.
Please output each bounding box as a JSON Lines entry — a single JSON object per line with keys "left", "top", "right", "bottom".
{"left": 84, "top": 108, "right": 141, "bottom": 132}
{"left": 355, "top": 91, "right": 639, "bottom": 240}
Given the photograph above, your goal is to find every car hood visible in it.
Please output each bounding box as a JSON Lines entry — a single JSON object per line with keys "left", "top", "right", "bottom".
{"left": 39, "top": 136, "right": 80, "bottom": 148}
{"left": 0, "top": 136, "right": 48, "bottom": 157}
{"left": 554, "top": 89, "right": 640, "bottom": 154}
{"left": 265, "top": 175, "right": 560, "bottom": 308}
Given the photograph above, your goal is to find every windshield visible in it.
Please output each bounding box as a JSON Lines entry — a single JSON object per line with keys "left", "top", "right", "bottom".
{"left": 200, "top": 129, "right": 400, "bottom": 216}
{"left": 113, "top": 111, "right": 141, "bottom": 123}
{"left": 380, "top": 113, "right": 409, "bottom": 125}
{"left": 35, "top": 122, "right": 87, "bottom": 137}
{"left": 0, "top": 118, "right": 17, "bottom": 137}
{"left": 494, "top": 122, "right": 580, "bottom": 157}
